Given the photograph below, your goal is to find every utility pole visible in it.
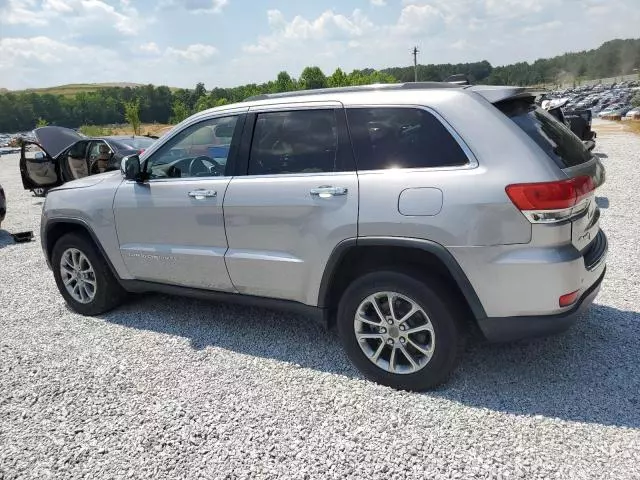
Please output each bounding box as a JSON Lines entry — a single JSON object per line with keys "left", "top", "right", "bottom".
{"left": 412, "top": 46, "right": 420, "bottom": 82}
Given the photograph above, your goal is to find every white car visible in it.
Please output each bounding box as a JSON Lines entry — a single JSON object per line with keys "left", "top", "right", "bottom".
{"left": 624, "top": 107, "right": 640, "bottom": 119}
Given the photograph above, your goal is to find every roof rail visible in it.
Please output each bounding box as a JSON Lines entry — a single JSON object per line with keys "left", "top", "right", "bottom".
{"left": 243, "top": 82, "right": 461, "bottom": 102}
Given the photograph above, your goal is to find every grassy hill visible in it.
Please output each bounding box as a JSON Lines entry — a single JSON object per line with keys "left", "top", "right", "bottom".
{"left": 13, "top": 83, "right": 145, "bottom": 96}
{"left": 7, "top": 82, "right": 183, "bottom": 96}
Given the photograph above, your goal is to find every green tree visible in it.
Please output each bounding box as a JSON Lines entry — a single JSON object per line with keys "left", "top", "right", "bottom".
{"left": 124, "top": 99, "right": 141, "bottom": 135}
{"left": 36, "top": 117, "right": 49, "bottom": 127}
{"left": 632, "top": 93, "right": 640, "bottom": 107}
{"left": 300, "top": 66, "right": 327, "bottom": 90}
{"left": 275, "top": 71, "right": 296, "bottom": 92}
{"left": 171, "top": 100, "right": 191, "bottom": 123}
{"left": 328, "top": 68, "right": 349, "bottom": 87}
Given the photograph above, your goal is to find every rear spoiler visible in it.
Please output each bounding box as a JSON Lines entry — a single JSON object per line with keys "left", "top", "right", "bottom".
{"left": 467, "top": 85, "right": 535, "bottom": 104}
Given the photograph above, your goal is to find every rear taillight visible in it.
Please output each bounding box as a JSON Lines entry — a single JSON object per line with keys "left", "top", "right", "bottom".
{"left": 139, "top": 149, "right": 145, "bottom": 154}
{"left": 506, "top": 176, "right": 595, "bottom": 223}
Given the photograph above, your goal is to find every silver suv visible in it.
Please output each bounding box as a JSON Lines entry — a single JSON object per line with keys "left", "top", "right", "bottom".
{"left": 28, "top": 83, "right": 607, "bottom": 391}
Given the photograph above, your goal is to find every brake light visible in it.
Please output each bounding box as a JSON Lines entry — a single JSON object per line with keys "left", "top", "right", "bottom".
{"left": 559, "top": 290, "right": 580, "bottom": 307}
{"left": 139, "top": 149, "right": 145, "bottom": 154}
{"left": 506, "top": 176, "right": 594, "bottom": 211}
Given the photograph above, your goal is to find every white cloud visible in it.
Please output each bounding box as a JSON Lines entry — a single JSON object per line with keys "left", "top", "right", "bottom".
{"left": 245, "top": 9, "right": 375, "bottom": 54}
{"left": 243, "top": 6, "right": 447, "bottom": 55}
{"left": 0, "top": 0, "right": 144, "bottom": 36}
{"left": 0, "top": 36, "right": 123, "bottom": 88}
{"left": 370, "top": 0, "right": 386, "bottom": 6}
{"left": 0, "top": 0, "right": 49, "bottom": 26}
{"left": 159, "top": 0, "right": 228, "bottom": 14}
{"left": 393, "top": 3, "right": 444, "bottom": 36}
{"left": 165, "top": 44, "right": 218, "bottom": 62}
{"left": 522, "top": 20, "right": 562, "bottom": 33}
{"left": 138, "top": 42, "right": 161, "bottom": 55}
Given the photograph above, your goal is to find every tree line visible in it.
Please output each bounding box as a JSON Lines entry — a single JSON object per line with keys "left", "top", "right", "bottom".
{"left": 0, "top": 38, "right": 638, "bottom": 133}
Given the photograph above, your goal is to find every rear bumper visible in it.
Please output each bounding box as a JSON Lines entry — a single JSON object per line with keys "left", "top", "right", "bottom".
{"left": 478, "top": 267, "right": 605, "bottom": 342}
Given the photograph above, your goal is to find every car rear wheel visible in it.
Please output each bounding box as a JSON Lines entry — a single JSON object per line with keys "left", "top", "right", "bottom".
{"left": 52, "top": 232, "right": 127, "bottom": 315}
{"left": 337, "top": 270, "right": 464, "bottom": 391}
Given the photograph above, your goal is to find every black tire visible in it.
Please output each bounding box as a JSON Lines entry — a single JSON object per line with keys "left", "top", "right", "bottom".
{"left": 337, "top": 270, "right": 465, "bottom": 391}
{"left": 51, "top": 232, "right": 127, "bottom": 315}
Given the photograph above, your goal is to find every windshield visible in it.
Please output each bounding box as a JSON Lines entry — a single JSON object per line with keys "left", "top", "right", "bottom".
{"left": 498, "top": 101, "right": 592, "bottom": 168}
{"left": 110, "top": 137, "right": 156, "bottom": 151}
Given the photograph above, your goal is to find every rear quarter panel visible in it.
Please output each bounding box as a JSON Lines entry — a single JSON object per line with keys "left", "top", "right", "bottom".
{"left": 349, "top": 90, "right": 565, "bottom": 248}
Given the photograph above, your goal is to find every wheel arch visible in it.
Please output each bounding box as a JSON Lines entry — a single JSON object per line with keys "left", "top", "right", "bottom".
{"left": 44, "top": 219, "right": 119, "bottom": 280}
{"left": 318, "top": 237, "right": 487, "bottom": 324}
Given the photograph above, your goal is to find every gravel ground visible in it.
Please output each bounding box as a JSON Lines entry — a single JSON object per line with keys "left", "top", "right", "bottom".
{"left": 1, "top": 123, "right": 639, "bottom": 479}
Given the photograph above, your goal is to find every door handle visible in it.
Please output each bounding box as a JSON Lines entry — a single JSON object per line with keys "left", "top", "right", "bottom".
{"left": 188, "top": 189, "right": 217, "bottom": 199}
{"left": 310, "top": 186, "right": 348, "bottom": 198}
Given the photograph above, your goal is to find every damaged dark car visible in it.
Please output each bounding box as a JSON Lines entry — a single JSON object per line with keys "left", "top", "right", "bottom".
{"left": 19, "top": 126, "right": 156, "bottom": 196}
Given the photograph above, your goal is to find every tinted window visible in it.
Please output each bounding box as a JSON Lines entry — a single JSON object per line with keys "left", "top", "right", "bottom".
{"left": 500, "top": 101, "right": 591, "bottom": 168}
{"left": 248, "top": 110, "right": 339, "bottom": 175}
{"left": 146, "top": 116, "right": 238, "bottom": 179}
{"left": 346, "top": 108, "right": 469, "bottom": 170}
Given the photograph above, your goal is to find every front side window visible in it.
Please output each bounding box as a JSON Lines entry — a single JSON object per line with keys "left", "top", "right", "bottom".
{"left": 248, "top": 109, "right": 339, "bottom": 175}
{"left": 146, "top": 116, "right": 238, "bottom": 179}
{"left": 346, "top": 107, "right": 469, "bottom": 170}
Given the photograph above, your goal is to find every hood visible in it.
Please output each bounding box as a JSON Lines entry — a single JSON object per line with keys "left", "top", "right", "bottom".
{"left": 52, "top": 170, "right": 120, "bottom": 191}
{"left": 34, "top": 126, "right": 83, "bottom": 158}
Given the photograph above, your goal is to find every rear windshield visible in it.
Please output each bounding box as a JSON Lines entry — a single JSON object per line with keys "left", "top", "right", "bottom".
{"left": 497, "top": 100, "right": 592, "bottom": 168}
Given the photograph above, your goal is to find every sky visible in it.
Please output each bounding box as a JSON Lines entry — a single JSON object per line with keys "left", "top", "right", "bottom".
{"left": 0, "top": 0, "right": 639, "bottom": 90}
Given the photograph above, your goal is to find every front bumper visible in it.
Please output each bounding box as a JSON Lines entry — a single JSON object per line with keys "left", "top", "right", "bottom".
{"left": 478, "top": 267, "right": 605, "bottom": 342}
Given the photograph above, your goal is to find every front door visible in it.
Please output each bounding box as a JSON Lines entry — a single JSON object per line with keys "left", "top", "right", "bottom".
{"left": 112, "top": 113, "right": 245, "bottom": 290}
{"left": 19, "top": 141, "right": 62, "bottom": 191}
{"left": 223, "top": 105, "right": 359, "bottom": 306}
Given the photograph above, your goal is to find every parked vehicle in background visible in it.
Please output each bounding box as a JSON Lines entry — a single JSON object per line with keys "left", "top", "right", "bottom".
{"left": 0, "top": 183, "right": 5, "bottom": 229}
{"left": 19, "top": 127, "right": 157, "bottom": 196}
{"left": 33, "top": 83, "right": 607, "bottom": 391}
{"left": 540, "top": 98, "right": 596, "bottom": 149}
{"left": 624, "top": 107, "right": 640, "bottom": 119}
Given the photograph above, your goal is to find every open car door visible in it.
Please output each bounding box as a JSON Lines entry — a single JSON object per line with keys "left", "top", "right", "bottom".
{"left": 19, "top": 140, "right": 63, "bottom": 191}
{"left": 19, "top": 126, "right": 83, "bottom": 191}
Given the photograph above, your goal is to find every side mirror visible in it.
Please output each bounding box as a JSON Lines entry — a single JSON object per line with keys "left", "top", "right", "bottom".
{"left": 121, "top": 155, "right": 142, "bottom": 181}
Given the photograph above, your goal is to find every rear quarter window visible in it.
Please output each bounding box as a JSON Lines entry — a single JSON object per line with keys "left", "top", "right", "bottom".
{"left": 346, "top": 107, "right": 469, "bottom": 171}
{"left": 499, "top": 101, "right": 592, "bottom": 168}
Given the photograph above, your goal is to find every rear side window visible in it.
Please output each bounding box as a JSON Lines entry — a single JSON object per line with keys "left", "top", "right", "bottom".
{"left": 346, "top": 107, "right": 469, "bottom": 170}
{"left": 499, "top": 102, "right": 592, "bottom": 168}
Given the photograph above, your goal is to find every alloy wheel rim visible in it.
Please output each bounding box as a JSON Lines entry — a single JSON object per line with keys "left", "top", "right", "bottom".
{"left": 60, "top": 248, "right": 97, "bottom": 304}
{"left": 354, "top": 291, "right": 435, "bottom": 374}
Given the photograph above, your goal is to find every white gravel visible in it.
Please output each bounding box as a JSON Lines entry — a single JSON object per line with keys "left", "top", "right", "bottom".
{"left": 1, "top": 123, "right": 639, "bottom": 480}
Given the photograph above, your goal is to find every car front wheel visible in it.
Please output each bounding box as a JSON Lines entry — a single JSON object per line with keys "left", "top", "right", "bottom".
{"left": 51, "top": 232, "right": 126, "bottom": 315}
{"left": 337, "top": 270, "right": 464, "bottom": 391}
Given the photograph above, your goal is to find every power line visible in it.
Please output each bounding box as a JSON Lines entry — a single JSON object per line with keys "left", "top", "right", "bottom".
{"left": 412, "top": 46, "right": 420, "bottom": 82}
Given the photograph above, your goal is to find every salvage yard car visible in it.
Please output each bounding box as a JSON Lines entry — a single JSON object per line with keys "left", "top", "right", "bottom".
{"left": 19, "top": 126, "right": 156, "bottom": 196}
{"left": 31, "top": 83, "right": 607, "bottom": 391}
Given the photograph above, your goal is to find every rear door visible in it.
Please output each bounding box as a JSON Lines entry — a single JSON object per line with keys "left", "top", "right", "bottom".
{"left": 223, "top": 103, "right": 358, "bottom": 305}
